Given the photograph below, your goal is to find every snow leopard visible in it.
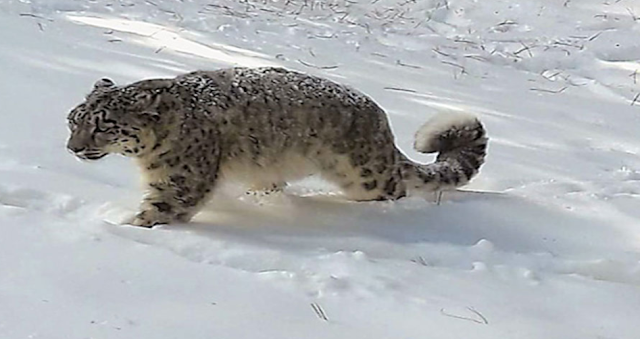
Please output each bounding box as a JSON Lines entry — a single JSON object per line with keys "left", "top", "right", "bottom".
{"left": 66, "top": 67, "right": 488, "bottom": 227}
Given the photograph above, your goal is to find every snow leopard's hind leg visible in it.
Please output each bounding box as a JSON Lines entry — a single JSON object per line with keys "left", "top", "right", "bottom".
{"left": 316, "top": 146, "right": 407, "bottom": 202}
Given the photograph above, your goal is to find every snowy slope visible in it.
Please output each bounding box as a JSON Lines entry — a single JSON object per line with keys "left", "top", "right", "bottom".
{"left": 1, "top": 1, "right": 639, "bottom": 338}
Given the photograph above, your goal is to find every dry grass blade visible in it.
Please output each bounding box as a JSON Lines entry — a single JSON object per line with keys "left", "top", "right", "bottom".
{"left": 467, "top": 307, "right": 489, "bottom": 324}
{"left": 312, "top": 33, "right": 337, "bottom": 39}
{"left": 411, "top": 256, "right": 429, "bottom": 266}
{"left": 396, "top": 60, "right": 422, "bottom": 69}
{"left": 464, "top": 54, "right": 487, "bottom": 62}
{"left": 454, "top": 38, "right": 477, "bottom": 46}
{"left": 631, "top": 93, "right": 640, "bottom": 106}
{"left": 514, "top": 41, "right": 534, "bottom": 57}
{"left": 440, "top": 307, "right": 489, "bottom": 325}
{"left": 627, "top": 8, "right": 640, "bottom": 21}
{"left": 588, "top": 31, "right": 603, "bottom": 42}
{"left": 297, "top": 59, "right": 339, "bottom": 70}
{"left": 541, "top": 70, "right": 562, "bottom": 81}
{"left": 441, "top": 61, "right": 464, "bottom": 69}
{"left": 311, "top": 302, "right": 329, "bottom": 321}
{"left": 359, "top": 22, "right": 371, "bottom": 34}
{"left": 496, "top": 19, "right": 517, "bottom": 27}
{"left": 629, "top": 69, "right": 638, "bottom": 84}
{"left": 441, "top": 61, "right": 466, "bottom": 78}
{"left": 20, "top": 13, "right": 54, "bottom": 22}
{"left": 530, "top": 86, "right": 568, "bottom": 94}
{"left": 383, "top": 87, "right": 417, "bottom": 93}
{"left": 432, "top": 48, "right": 452, "bottom": 58}
{"left": 19, "top": 13, "right": 42, "bottom": 19}
{"left": 552, "top": 41, "right": 582, "bottom": 49}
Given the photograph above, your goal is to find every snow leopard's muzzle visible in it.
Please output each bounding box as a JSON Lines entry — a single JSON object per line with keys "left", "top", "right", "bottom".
{"left": 66, "top": 129, "right": 108, "bottom": 161}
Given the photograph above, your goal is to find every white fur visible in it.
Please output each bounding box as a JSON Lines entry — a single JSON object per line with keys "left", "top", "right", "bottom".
{"left": 218, "top": 152, "right": 316, "bottom": 189}
{"left": 218, "top": 147, "right": 375, "bottom": 199}
{"left": 413, "top": 111, "right": 480, "bottom": 153}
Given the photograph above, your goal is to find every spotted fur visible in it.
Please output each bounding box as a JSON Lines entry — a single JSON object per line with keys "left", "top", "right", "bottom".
{"left": 66, "top": 67, "right": 488, "bottom": 227}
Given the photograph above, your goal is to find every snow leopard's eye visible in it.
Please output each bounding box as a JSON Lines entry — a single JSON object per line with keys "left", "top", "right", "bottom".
{"left": 66, "top": 105, "right": 88, "bottom": 131}
{"left": 67, "top": 114, "right": 81, "bottom": 131}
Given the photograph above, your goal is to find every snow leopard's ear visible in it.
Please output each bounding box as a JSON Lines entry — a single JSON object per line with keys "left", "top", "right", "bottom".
{"left": 129, "top": 79, "right": 174, "bottom": 122}
{"left": 93, "top": 78, "right": 116, "bottom": 90}
{"left": 128, "top": 90, "right": 164, "bottom": 123}
{"left": 137, "top": 99, "right": 162, "bottom": 123}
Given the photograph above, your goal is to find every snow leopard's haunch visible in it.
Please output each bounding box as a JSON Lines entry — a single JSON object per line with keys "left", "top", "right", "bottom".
{"left": 66, "top": 67, "right": 488, "bottom": 227}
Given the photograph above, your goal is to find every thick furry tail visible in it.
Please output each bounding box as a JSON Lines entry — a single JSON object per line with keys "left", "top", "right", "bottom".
{"left": 402, "top": 112, "right": 487, "bottom": 192}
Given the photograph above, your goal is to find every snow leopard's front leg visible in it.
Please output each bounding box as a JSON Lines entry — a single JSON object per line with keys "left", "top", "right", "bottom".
{"left": 131, "top": 152, "right": 220, "bottom": 228}
{"left": 130, "top": 174, "right": 215, "bottom": 227}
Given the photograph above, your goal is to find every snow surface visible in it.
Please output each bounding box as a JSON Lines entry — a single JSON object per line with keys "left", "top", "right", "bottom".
{"left": 1, "top": 0, "right": 639, "bottom": 338}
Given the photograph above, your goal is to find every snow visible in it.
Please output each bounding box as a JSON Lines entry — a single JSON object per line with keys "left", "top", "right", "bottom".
{"left": 1, "top": 0, "right": 639, "bottom": 338}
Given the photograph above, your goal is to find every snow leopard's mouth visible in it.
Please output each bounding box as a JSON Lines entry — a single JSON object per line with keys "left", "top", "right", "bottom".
{"left": 75, "top": 151, "right": 107, "bottom": 161}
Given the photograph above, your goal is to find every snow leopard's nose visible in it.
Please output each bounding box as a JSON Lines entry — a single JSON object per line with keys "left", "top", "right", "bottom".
{"left": 67, "top": 144, "right": 85, "bottom": 153}
{"left": 67, "top": 131, "right": 90, "bottom": 154}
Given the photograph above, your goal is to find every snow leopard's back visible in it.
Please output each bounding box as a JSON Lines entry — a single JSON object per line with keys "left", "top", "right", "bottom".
{"left": 173, "top": 67, "right": 405, "bottom": 200}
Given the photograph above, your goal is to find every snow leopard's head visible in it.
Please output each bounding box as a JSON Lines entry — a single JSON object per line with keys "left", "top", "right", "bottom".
{"left": 66, "top": 78, "right": 169, "bottom": 161}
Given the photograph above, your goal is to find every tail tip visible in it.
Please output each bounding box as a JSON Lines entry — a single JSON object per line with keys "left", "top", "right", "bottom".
{"left": 414, "top": 112, "right": 484, "bottom": 153}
